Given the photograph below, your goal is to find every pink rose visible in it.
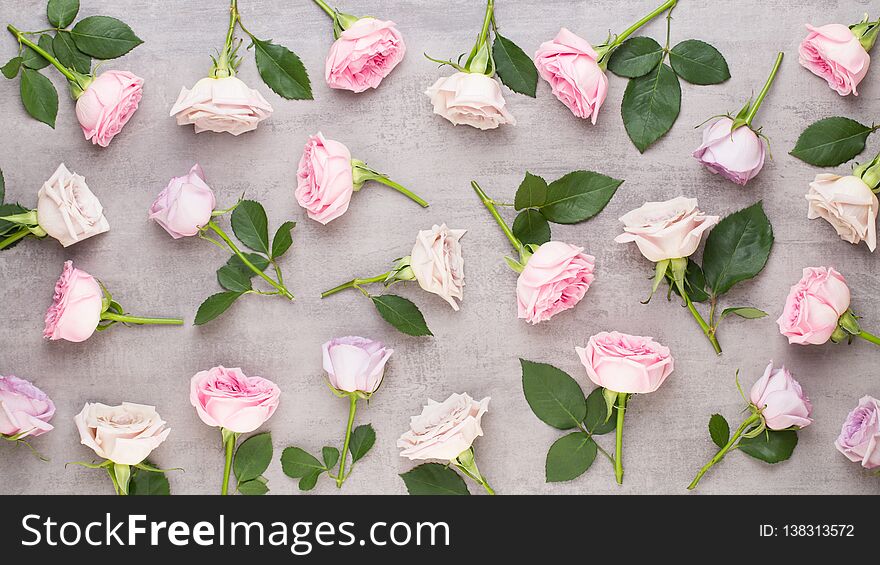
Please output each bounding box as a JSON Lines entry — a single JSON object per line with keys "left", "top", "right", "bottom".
{"left": 777, "top": 266, "right": 851, "bottom": 345}
{"left": 75, "top": 70, "right": 144, "bottom": 147}
{"left": 749, "top": 362, "right": 813, "bottom": 430}
{"left": 576, "top": 331, "right": 674, "bottom": 394}
{"left": 75, "top": 402, "right": 170, "bottom": 465}
{"left": 426, "top": 72, "right": 516, "bottom": 130}
{"left": 534, "top": 28, "right": 608, "bottom": 124}
{"left": 170, "top": 77, "right": 273, "bottom": 135}
{"left": 693, "top": 118, "right": 766, "bottom": 185}
{"left": 0, "top": 375, "right": 55, "bottom": 439}
{"left": 517, "top": 242, "right": 595, "bottom": 324}
{"left": 397, "top": 393, "right": 490, "bottom": 461}
{"left": 325, "top": 18, "right": 406, "bottom": 93}
{"left": 190, "top": 366, "right": 281, "bottom": 434}
{"left": 149, "top": 164, "right": 217, "bottom": 238}
{"left": 43, "top": 260, "right": 103, "bottom": 343}
{"left": 799, "top": 23, "right": 870, "bottom": 96}
{"left": 835, "top": 395, "right": 880, "bottom": 470}
{"left": 411, "top": 224, "right": 466, "bottom": 310}
{"left": 295, "top": 133, "right": 355, "bottom": 225}
{"left": 323, "top": 336, "right": 393, "bottom": 394}
{"left": 806, "top": 174, "right": 878, "bottom": 251}
{"left": 614, "top": 197, "right": 719, "bottom": 262}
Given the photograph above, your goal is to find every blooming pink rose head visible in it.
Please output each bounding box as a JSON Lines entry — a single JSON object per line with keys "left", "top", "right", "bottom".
{"left": 614, "top": 197, "right": 719, "bottom": 262}
{"left": 777, "top": 266, "right": 851, "bottom": 345}
{"left": 75, "top": 70, "right": 143, "bottom": 147}
{"left": 325, "top": 18, "right": 406, "bottom": 93}
{"left": 0, "top": 375, "right": 55, "bottom": 439}
{"left": 807, "top": 174, "right": 878, "bottom": 251}
{"left": 149, "top": 164, "right": 216, "bottom": 238}
{"left": 835, "top": 395, "right": 880, "bottom": 469}
{"left": 74, "top": 402, "right": 170, "bottom": 465}
{"left": 534, "top": 28, "right": 608, "bottom": 124}
{"left": 799, "top": 23, "right": 870, "bottom": 96}
{"left": 323, "top": 336, "right": 393, "bottom": 395}
{"left": 426, "top": 72, "right": 516, "bottom": 130}
{"left": 517, "top": 242, "right": 595, "bottom": 324}
{"left": 397, "top": 393, "right": 490, "bottom": 461}
{"left": 170, "top": 76, "right": 273, "bottom": 135}
{"left": 43, "top": 260, "right": 103, "bottom": 343}
{"left": 190, "top": 366, "right": 281, "bottom": 434}
{"left": 749, "top": 362, "right": 813, "bottom": 430}
{"left": 693, "top": 118, "right": 766, "bottom": 185}
{"left": 411, "top": 224, "right": 466, "bottom": 310}
{"left": 576, "top": 331, "right": 674, "bottom": 394}
{"left": 295, "top": 133, "right": 354, "bottom": 224}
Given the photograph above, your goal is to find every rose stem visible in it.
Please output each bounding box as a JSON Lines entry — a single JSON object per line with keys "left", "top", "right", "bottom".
{"left": 614, "top": 393, "right": 629, "bottom": 485}
{"left": 220, "top": 429, "right": 238, "bottom": 496}
{"left": 613, "top": 0, "right": 678, "bottom": 48}
{"left": 856, "top": 330, "right": 880, "bottom": 346}
{"left": 321, "top": 272, "right": 389, "bottom": 298}
{"left": 101, "top": 313, "right": 184, "bottom": 326}
{"left": 371, "top": 176, "right": 429, "bottom": 208}
{"left": 687, "top": 412, "right": 762, "bottom": 490}
{"left": 335, "top": 394, "right": 358, "bottom": 488}
{"left": 471, "top": 181, "right": 524, "bottom": 255}
{"left": 745, "top": 52, "right": 784, "bottom": 126}
{"left": 6, "top": 25, "right": 78, "bottom": 83}
{"left": 311, "top": 0, "right": 336, "bottom": 19}
{"left": 206, "top": 220, "right": 293, "bottom": 300}
{"left": 0, "top": 228, "right": 30, "bottom": 250}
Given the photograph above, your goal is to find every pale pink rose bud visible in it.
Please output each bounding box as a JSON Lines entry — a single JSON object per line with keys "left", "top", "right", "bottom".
{"left": 325, "top": 18, "right": 406, "bottom": 93}
{"left": 36, "top": 164, "right": 109, "bottom": 247}
{"left": 576, "top": 331, "right": 674, "bottom": 394}
{"left": 806, "top": 174, "right": 878, "bottom": 251}
{"left": 534, "top": 28, "right": 608, "bottom": 124}
{"left": 749, "top": 362, "right": 813, "bottom": 430}
{"left": 75, "top": 70, "right": 144, "bottom": 147}
{"left": 323, "top": 336, "right": 393, "bottom": 394}
{"left": 411, "top": 224, "right": 466, "bottom": 310}
{"left": 777, "top": 266, "right": 851, "bottom": 345}
{"left": 170, "top": 76, "right": 273, "bottom": 135}
{"left": 693, "top": 117, "right": 766, "bottom": 185}
{"left": 516, "top": 241, "right": 595, "bottom": 324}
{"left": 295, "top": 132, "right": 355, "bottom": 225}
{"left": 397, "top": 393, "right": 490, "bottom": 461}
{"left": 0, "top": 375, "right": 55, "bottom": 439}
{"left": 43, "top": 260, "right": 103, "bottom": 343}
{"left": 190, "top": 366, "right": 281, "bottom": 434}
{"left": 835, "top": 395, "right": 880, "bottom": 470}
{"left": 149, "top": 164, "right": 216, "bottom": 239}
{"left": 74, "top": 402, "right": 170, "bottom": 465}
{"left": 614, "top": 197, "right": 719, "bottom": 262}
{"left": 426, "top": 72, "right": 516, "bottom": 130}
{"left": 799, "top": 23, "right": 871, "bottom": 96}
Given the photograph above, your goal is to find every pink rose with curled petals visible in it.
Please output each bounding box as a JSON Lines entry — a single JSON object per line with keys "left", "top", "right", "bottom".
{"left": 326, "top": 18, "right": 406, "bottom": 93}
{"left": 295, "top": 133, "right": 355, "bottom": 225}
{"left": 777, "top": 266, "right": 851, "bottom": 345}
{"left": 149, "top": 164, "right": 217, "bottom": 238}
{"left": 0, "top": 375, "right": 55, "bottom": 439}
{"left": 749, "top": 362, "right": 813, "bottom": 430}
{"left": 576, "top": 331, "right": 674, "bottom": 394}
{"left": 75, "top": 70, "right": 143, "bottom": 147}
{"left": 75, "top": 402, "right": 170, "bottom": 465}
{"left": 799, "top": 23, "right": 870, "bottom": 96}
{"left": 170, "top": 77, "right": 273, "bottom": 135}
{"left": 323, "top": 336, "right": 393, "bottom": 395}
{"left": 516, "top": 241, "right": 595, "bottom": 324}
{"left": 693, "top": 117, "right": 766, "bottom": 185}
{"left": 43, "top": 260, "right": 103, "bottom": 343}
{"left": 614, "top": 197, "right": 719, "bottom": 263}
{"left": 836, "top": 395, "right": 880, "bottom": 470}
{"left": 426, "top": 72, "right": 516, "bottom": 130}
{"left": 410, "top": 224, "right": 466, "bottom": 310}
{"left": 534, "top": 28, "right": 608, "bottom": 124}
{"left": 190, "top": 366, "right": 281, "bottom": 434}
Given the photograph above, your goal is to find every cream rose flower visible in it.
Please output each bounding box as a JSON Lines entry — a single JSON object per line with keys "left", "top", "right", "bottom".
{"left": 397, "top": 393, "right": 490, "bottom": 461}
{"left": 410, "top": 224, "right": 466, "bottom": 310}
{"left": 36, "top": 164, "right": 109, "bottom": 247}
{"left": 170, "top": 77, "right": 273, "bottom": 135}
{"left": 74, "top": 402, "right": 171, "bottom": 465}
{"left": 614, "top": 197, "right": 720, "bottom": 262}
{"left": 806, "top": 173, "right": 878, "bottom": 251}
{"left": 426, "top": 72, "right": 515, "bottom": 130}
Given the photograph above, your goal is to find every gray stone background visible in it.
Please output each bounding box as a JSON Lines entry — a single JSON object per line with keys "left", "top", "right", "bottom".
{"left": 1, "top": 0, "right": 878, "bottom": 495}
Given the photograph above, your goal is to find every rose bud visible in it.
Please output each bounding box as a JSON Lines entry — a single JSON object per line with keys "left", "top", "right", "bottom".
{"left": 0, "top": 375, "right": 55, "bottom": 439}
{"left": 835, "top": 395, "right": 880, "bottom": 470}
{"left": 190, "top": 366, "right": 281, "bottom": 434}
{"left": 749, "top": 362, "right": 813, "bottom": 430}
{"left": 170, "top": 76, "right": 274, "bottom": 135}
{"left": 75, "top": 70, "right": 144, "bottom": 147}
{"left": 43, "top": 260, "right": 103, "bottom": 343}
{"left": 74, "top": 402, "right": 171, "bottom": 465}
{"left": 576, "top": 331, "right": 674, "bottom": 394}
{"left": 323, "top": 336, "right": 393, "bottom": 395}
{"left": 614, "top": 197, "right": 719, "bottom": 262}
{"left": 411, "top": 224, "right": 466, "bottom": 310}
{"left": 36, "top": 164, "right": 109, "bottom": 247}
{"left": 534, "top": 28, "right": 608, "bottom": 124}
{"left": 149, "top": 164, "right": 217, "bottom": 238}
{"left": 806, "top": 173, "right": 878, "bottom": 251}
{"left": 799, "top": 20, "right": 876, "bottom": 96}
{"left": 777, "top": 266, "right": 851, "bottom": 345}
{"left": 323, "top": 15, "right": 405, "bottom": 93}
{"left": 517, "top": 242, "right": 595, "bottom": 324}
{"left": 426, "top": 72, "right": 516, "bottom": 130}
{"left": 398, "top": 393, "right": 490, "bottom": 461}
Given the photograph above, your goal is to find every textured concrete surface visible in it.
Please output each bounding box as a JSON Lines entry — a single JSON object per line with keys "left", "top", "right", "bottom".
{"left": 1, "top": 0, "right": 879, "bottom": 495}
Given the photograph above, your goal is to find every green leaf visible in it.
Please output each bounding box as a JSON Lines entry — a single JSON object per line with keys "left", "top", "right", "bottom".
{"left": 0, "top": 169, "right": 4, "bottom": 203}
{"left": 520, "top": 359, "right": 586, "bottom": 430}
{"left": 669, "top": 258, "right": 709, "bottom": 303}
{"left": 237, "top": 478, "right": 269, "bottom": 495}
{"left": 53, "top": 31, "right": 91, "bottom": 74}
{"left": 20, "top": 35, "right": 55, "bottom": 70}
{"left": 252, "top": 37, "right": 312, "bottom": 100}
{"left": 348, "top": 424, "right": 376, "bottom": 463}
{"left": 271, "top": 220, "right": 296, "bottom": 259}
{"left": 299, "top": 471, "right": 321, "bottom": 491}
{"left": 233, "top": 432, "right": 273, "bottom": 483}
{"left": 322, "top": 446, "right": 340, "bottom": 469}
{"left": 514, "top": 171, "right": 548, "bottom": 210}
{"left": 230, "top": 200, "right": 270, "bottom": 254}
{"left": 669, "top": 40, "right": 730, "bottom": 85}
{"left": 226, "top": 252, "right": 271, "bottom": 274}
{"left": 128, "top": 465, "right": 170, "bottom": 496}
{"left": 1, "top": 57, "right": 22, "bottom": 79}
{"left": 280, "top": 447, "right": 325, "bottom": 478}
{"left": 702, "top": 202, "right": 773, "bottom": 297}
{"left": 70, "top": 16, "right": 142, "bottom": 59}
{"left": 621, "top": 63, "right": 681, "bottom": 153}
{"left": 400, "top": 463, "right": 470, "bottom": 495}
{"left": 217, "top": 265, "right": 253, "bottom": 292}
{"left": 492, "top": 32, "right": 538, "bottom": 97}
{"left": 513, "top": 209, "right": 551, "bottom": 246}
{"left": 0, "top": 203, "right": 29, "bottom": 236}
{"left": 47, "top": 0, "right": 80, "bottom": 28}
{"left": 607, "top": 36, "right": 664, "bottom": 78}
{"left": 545, "top": 432, "right": 597, "bottom": 482}
{"left": 709, "top": 414, "right": 730, "bottom": 448}
{"left": 194, "top": 291, "right": 243, "bottom": 325}
{"left": 540, "top": 170, "right": 624, "bottom": 224}
{"left": 720, "top": 307, "right": 768, "bottom": 321}
{"left": 19, "top": 68, "right": 58, "bottom": 128}
{"left": 582, "top": 387, "right": 615, "bottom": 435}
{"left": 738, "top": 430, "right": 798, "bottom": 464}
{"left": 371, "top": 295, "right": 432, "bottom": 337}
{"left": 790, "top": 117, "right": 875, "bottom": 167}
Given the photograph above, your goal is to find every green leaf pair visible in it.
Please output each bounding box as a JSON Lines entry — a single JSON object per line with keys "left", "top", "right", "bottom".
{"left": 231, "top": 432, "right": 273, "bottom": 495}
{"left": 790, "top": 116, "right": 879, "bottom": 167}
{"left": 281, "top": 424, "right": 375, "bottom": 491}
{"left": 707, "top": 413, "right": 798, "bottom": 464}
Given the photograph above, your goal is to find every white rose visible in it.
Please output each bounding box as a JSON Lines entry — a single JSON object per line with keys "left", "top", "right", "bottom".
{"left": 170, "top": 77, "right": 273, "bottom": 136}
{"left": 426, "top": 72, "right": 516, "bottom": 130}
{"left": 397, "top": 393, "right": 490, "bottom": 461}
{"left": 74, "top": 402, "right": 171, "bottom": 465}
{"left": 807, "top": 173, "right": 878, "bottom": 251}
{"left": 410, "top": 223, "right": 466, "bottom": 310}
{"left": 36, "top": 164, "right": 109, "bottom": 247}
{"left": 614, "top": 196, "right": 719, "bottom": 262}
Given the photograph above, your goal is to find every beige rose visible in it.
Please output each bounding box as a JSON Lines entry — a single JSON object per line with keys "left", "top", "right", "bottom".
{"left": 397, "top": 393, "right": 490, "bottom": 461}
{"left": 614, "top": 197, "right": 719, "bottom": 262}
{"left": 426, "top": 72, "right": 516, "bottom": 130}
{"left": 74, "top": 402, "right": 170, "bottom": 465}
{"left": 36, "top": 164, "right": 109, "bottom": 247}
{"left": 807, "top": 173, "right": 878, "bottom": 251}
{"left": 170, "top": 77, "right": 273, "bottom": 136}
{"left": 410, "top": 223, "right": 466, "bottom": 310}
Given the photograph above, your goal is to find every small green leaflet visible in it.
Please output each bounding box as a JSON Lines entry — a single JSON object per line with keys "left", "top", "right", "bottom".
{"left": 738, "top": 430, "right": 798, "bottom": 464}
{"left": 0, "top": 168, "right": 5, "bottom": 203}
{"left": 514, "top": 172, "right": 548, "bottom": 210}
{"left": 371, "top": 295, "right": 432, "bottom": 337}
{"left": 237, "top": 478, "right": 269, "bottom": 495}
{"left": 348, "top": 424, "right": 376, "bottom": 463}
{"left": 194, "top": 291, "right": 243, "bottom": 325}
{"left": 512, "top": 209, "right": 551, "bottom": 246}
{"left": 708, "top": 414, "right": 729, "bottom": 448}
{"left": 621, "top": 63, "right": 681, "bottom": 153}
{"left": 322, "top": 447, "right": 340, "bottom": 469}
{"left": 400, "top": 463, "right": 470, "bottom": 495}
{"left": 492, "top": 32, "right": 538, "bottom": 97}
{"left": 702, "top": 201, "right": 773, "bottom": 297}
{"left": 540, "top": 170, "right": 624, "bottom": 224}
{"left": 582, "top": 387, "right": 615, "bottom": 435}
{"left": 520, "top": 359, "right": 586, "bottom": 430}
{"left": 233, "top": 432, "right": 273, "bottom": 484}
{"left": 545, "top": 432, "right": 597, "bottom": 482}
{"left": 719, "top": 307, "right": 768, "bottom": 322}
{"left": 231, "top": 200, "right": 270, "bottom": 255}
{"left": 20, "top": 35, "right": 55, "bottom": 70}
{"left": 53, "top": 31, "right": 91, "bottom": 74}
{"left": 668, "top": 40, "right": 730, "bottom": 85}
{"left": 790, "top": 117, "right": 876, "bottom": 166}
{"left": 217, "top": 253, "right": 269, "bottom": 292}
{"left": 607, "top": 36, "right": 664, "bottom": 78}
{"left": 252, "top": 38, "right": 312, "bottom": 100}
{"left": 20, "top": 67, "right": 58, "bottom": 127}
{"left": 70, "top": 16, "right": 143, "bottom": 59}
{"left": 1, "top": 57, "right": 22, "bottom": 79}
{"left": 280, "top": 447, "right": 325, "bottom": 477}
{"left": 271, "top": 221, "right": 296, "bottom": 259}
{"left": 128, "top": 466, "right": 170, "bottom": 496}
{"left": 47, "top": 0, "right": 80, "bottom": 29}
